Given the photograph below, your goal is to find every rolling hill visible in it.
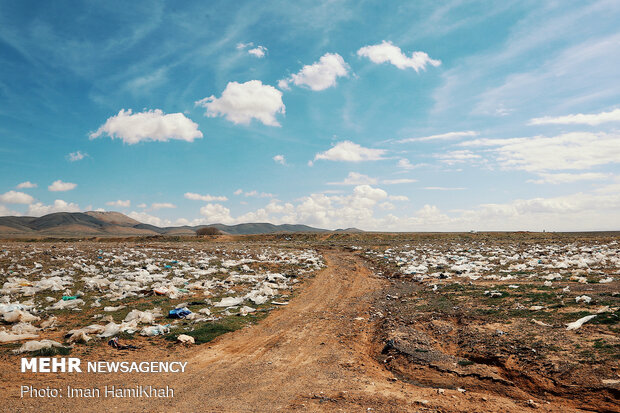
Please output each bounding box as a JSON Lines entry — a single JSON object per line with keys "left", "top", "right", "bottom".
{"left": 0, "top": 211, "right": 336, "bottom": 237}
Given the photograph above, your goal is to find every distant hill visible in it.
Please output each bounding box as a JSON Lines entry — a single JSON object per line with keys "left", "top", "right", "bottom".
{"left": 201, "top": 223, "right": 329, "bottom": 235}
{"left": 0, "top": 211, "right": 337, "bottom": 237}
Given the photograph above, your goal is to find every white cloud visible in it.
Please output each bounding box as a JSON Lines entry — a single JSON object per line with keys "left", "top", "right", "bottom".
{"left": 127, "top": 211, "right": 172, "bottom": 227}
{"left": 424, "top": 187, "right": 466, "bottom": 191}
{"left": 529, "top": 108, "right": 620, "bottom": 126}
{"left": 243, "top": 190, "right": 274, "bottom": 198}
{"left": 397, "top": 159, "right": 425, "bottom": 170}
{"left": 0, "top": 204, "right": 19, "bottom": 216}
{"left": 396, "top": 131, "right": 478, "bottom": 143}
{"left": 382, "top": 178, "right": 417, "bottom": 185}
{"left": 0, "top": 190, "right": 34, "bottom": 204}
{"left": 273, "top": 154, "right": 286, "bottom": 165}
{"left": 90, "top": 109, "right": 203, "bottom": 144}
{"left": 184, "top": 192, "right": 228, "bottom": 202}
{"left": 528, "top": 172, "right": 610, "bottom": 184}
{"left": 137, "top": 203, "right": 147, "bottom": 208}
{"left": 48, "top": 180, "right": 77, "bottom": 192}
{"left": 236, "top": 42, "right": 253, "bottom": 50}
{"left": 357, "top": 41, "right": 441, "bottom": 72}
{"left": 388, "top": 195, "right": 409, "bottom": 201}
{"left": 196, "top": 80, "right": 284, "bottom": 126}
{"left": 199, "top": 203, "right": 235, "bottom": 225}
{"left": 327, "top": 172, "right": 377, "bottom": 186}
{"left": 151, "top": 202, "right": 176, "bottom": 210}
{"left": 282, "top": 53, "right": 349, "bottom": 91}
{"left": 462, "top": 131, "right": 620, "bottom": 172}
{"left": 27, "top": 200, "right": 80, "bottom": 216}
{"left": 16, "top": 181, "right": 37, "bottom": 189}
{"left": 106, "top": 200, "right": 131, "bottom": 207}
{"left": 434, "top": 150, "right": 481, "bottom": 165}
{"left": 233, "top": 189, "right": 243, "bottom": 196}
{"left": 379, "top": 202, "right": 395, "bottom": 210}
{"left": 314, "top": 141, "right": 387, "bottom": 162}
{"left": 67, "top": 151, "right": 87, "bottom": 162}
{"left": 248, "top": 45, "right": 267, "bottom": 58}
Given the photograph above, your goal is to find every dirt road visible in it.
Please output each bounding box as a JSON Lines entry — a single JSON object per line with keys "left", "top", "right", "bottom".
{"left": 4, "top": 250, "right": 586, "bottom": 412}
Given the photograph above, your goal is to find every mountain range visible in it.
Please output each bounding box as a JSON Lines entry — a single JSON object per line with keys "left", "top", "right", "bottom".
{"left": 0, "top": 211, "right": 358, "bottom": 237}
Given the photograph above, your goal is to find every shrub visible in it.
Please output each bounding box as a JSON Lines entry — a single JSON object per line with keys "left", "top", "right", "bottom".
{"left": 196, "top": 226, "right": 222, "bottom": 236}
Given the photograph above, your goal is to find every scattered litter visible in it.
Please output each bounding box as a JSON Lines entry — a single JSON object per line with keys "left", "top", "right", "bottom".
{"left": 108, "top": 337, "right": 138, "bottom": 350}
{"left": 140, "top": 324, "right": 170, "bottom": 336}
{"left": 239, "top": 306, "right": 256, "bottom": 316}
{"left": 214, "top": 297, "right": 244, "bottom": 308}
{"left": 0, "top": 331, "right": 39, "bottom": 342}
{"left": 104, "top": 305, "right": 126, "bottom": 312}
{"left": 168, "top": 307, "right": 192, "bottom": 319}
{"left": 575, "top": 295, "right": 592, "bottom": 304}
{"left": 177, "top": 334, "right": 195, "bottom": 345}
{"left": 13, "top": 339, "right": 67, "bottom": 354}
{"left": 566, "top": 314, "right": 597, "bottom": 330}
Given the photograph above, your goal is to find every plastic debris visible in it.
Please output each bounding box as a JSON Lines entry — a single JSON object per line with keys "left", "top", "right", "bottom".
{"left": 168, "top": 307, "right": 192, "bottom": 319}
{"left": 124, "top": 308, "right": 162, "bottom": 324}
{"left": 239, "top": 306, "right": 256, "bottom": 316}
{"left": 140, "top": 324, "right": 170, "bottom": 336}
{"left": 575, "top": 295, "right": 592, "bottom": 304}
{"left": 108, "top": 337, "right": 138, "bottom": 350}
{"left": 177, "top": 334, "right": 195, "bottom": 345}
{"left": 13, "top": 339, "right": 67, "bottom": 354}
{"left": 214, "top": 297, "right": 244, "bottom": 307}
{"left": 0, "top": 331, "right": 39, "bottom": 342}
{"left": 3, "top": 310, "right": 40, "bottom": 323}
{"left": 566, "top": 314, "right": 597, "bottom": 330}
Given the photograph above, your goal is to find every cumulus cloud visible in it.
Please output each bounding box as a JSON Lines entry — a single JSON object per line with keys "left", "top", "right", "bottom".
{"left": 151, "top": 202, "right": 176, "bottom": 210}
{"left": 529, "top": 108, "right": 620, "bottom": 126}
{"left": 357, "top": 41, "right": 441, "bottom": 72}
{"left": 90, "top": 109, "right": 203, "bottom": 144}
{"left": 0, "top": 191, "right": 34, "bottom": 204}
{"left": 273, "top": 154, "right": 286, "bottom": 165}
{"left": 127, "top": 211, "right": 172, "bottom": 227}
{"left": 199, "top": 203, "right": 235, "bottom": 225}
{"left": 244, "top": 190, "right": 274, "bottom": 198}
{"left": 184, "top": 192, "right": 228, "bottom": 202}
{"left": 106, "top": 200, "right": 131, "bottom": 207}
{"left": 328, "top": 172, "right": 377, "bottom": 186}
{"left": 248, "top": 45, "right": 267, "bottom": 58}
{"left": 461, "top": 131, "right": 620, "bottom": 172}
{"left": 528, "top": 172, "right": 610, "bottom": 184}
{"left": 67, "top": 151, "right": 87, "bottom": 162}
{"left": 397, "top": 159, "right": 425, "bottom": 170}
{"left": 396, "top": 131, "right": 478, "bottom": 143}
{"left": 16, "top": 181, "right": 37, "bottom": 189}
{"left": 314, "top": 141, "right": 387, "bottom": 162}
{"left": 280, "top": 53, "right": 349, "bottom": 91}
{"left": 27, "top": 200, "right": 80, "bottom": 216}
{"left": 48, "top": 180, "right": 77, "bottom": 192}
{"left": 388, "top": 195, "right": 409, "bottom": 201}
{"left": 195, "top": 80, "right": 284, "bottom": 126}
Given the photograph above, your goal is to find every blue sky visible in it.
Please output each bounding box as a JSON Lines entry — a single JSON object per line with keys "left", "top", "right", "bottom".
{"left": 1, "top": 0, "right": 619, "bottom": 231}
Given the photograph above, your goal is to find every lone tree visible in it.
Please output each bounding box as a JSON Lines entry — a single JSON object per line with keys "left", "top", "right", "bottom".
{"left": 196, "top": 226, "right": 222, "bottom": 236}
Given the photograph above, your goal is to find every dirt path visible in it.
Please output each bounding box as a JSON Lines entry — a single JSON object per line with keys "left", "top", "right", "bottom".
{"left": 4, "top": 250, "right": 584, "bottom": 412}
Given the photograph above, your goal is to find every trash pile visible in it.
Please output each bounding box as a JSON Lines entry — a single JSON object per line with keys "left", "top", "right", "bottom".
{"left": 366, "top": 240, "right": 620, "bottom": 283}
{"left": 0, "top": 242, "right": 324, "bottom": 352}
